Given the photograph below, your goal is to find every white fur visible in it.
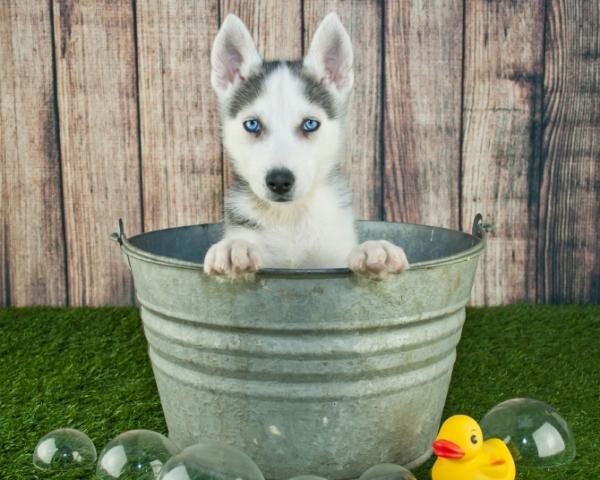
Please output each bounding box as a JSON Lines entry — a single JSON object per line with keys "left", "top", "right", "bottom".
{"left": 223, "top": 66, "right": 343, "bottom": 204}
{"left": 205, "top": 13, "right": 409, "bottom": 279}
{"left": 222, "top": 183, "right": 357, "bottom": 269}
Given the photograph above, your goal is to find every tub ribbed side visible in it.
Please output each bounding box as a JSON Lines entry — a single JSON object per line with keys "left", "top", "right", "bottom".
{"left": 140, "top": 304, "right": 465, "bottom": 479}
{"left": 142, "top": 305, "right": 463, "bottom": 392}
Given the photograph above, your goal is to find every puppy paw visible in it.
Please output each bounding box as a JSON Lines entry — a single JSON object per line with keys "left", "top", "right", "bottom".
{"left": 203, "top": 239, "right": 262, "bottom": 277}
{"left": 348, "top": 240, "right": 409, "bottom": 279}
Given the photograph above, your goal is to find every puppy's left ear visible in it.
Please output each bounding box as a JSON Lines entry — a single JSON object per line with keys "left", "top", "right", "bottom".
{"left": 211, "top": 14, "right": 262, "bottom": 99}
{"left": 303, "top": 12, "right": 353, "bottom": 98}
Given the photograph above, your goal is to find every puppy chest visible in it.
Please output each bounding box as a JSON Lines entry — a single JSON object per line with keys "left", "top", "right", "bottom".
{"left": 261, "top": 222, "right": 354, "bottom": 268}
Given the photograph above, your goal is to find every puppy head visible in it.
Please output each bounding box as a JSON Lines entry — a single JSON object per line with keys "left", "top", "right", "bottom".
{"left": 211, "top": 13, "right": 353, "bottom": 204}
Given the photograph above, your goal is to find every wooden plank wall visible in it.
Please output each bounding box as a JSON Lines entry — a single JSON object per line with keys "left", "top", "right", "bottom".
{"left": 0, "top": 1, "right": 67, "bottom": 306}
{"left": 0, "top": 0, "right": 598, "bottom": 307}
{"left": 53, "top": 0, "right": 142, "bottom": 305}
{"left": 137, "top": 0, "right": 222, "bottom": 231}
{"left": 540, "top": 0, "right": 600, "bottom": 303}
{"left": 384, "top": 0, "right": 463, "bottom": 229}
{"left": 462, "top": 0, "right": 545, "bottom": 304}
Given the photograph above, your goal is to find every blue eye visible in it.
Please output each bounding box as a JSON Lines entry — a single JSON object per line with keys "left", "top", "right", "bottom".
{"left": 302, "top": 119, "right": 320, "bottom": 133}
{"left": 243, "top": 119, "right": 261, "bottom": 134}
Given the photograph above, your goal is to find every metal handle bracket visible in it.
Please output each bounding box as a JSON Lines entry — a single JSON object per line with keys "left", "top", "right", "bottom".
{"left": 110, "top": 219, "right": 132, "bottom": 271}
{"left": 109, "top": 218, "right": 126, "bottom": 245}
{"left": 472, "top": 213, "right": 493, "bottom": 239}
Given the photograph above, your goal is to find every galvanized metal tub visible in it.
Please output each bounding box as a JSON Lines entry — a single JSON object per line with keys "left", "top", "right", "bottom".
{"left": 112, "top": 216, "right": 485, "bottom": 480}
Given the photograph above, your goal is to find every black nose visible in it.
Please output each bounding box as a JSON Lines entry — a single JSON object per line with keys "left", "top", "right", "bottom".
{"left": 266, "top": 168, "right": 295, "bottom": 195}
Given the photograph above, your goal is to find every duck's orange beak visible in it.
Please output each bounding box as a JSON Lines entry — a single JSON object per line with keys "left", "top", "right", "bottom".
{"left": 432, "top": 439, "right": 465, "bottom": 459}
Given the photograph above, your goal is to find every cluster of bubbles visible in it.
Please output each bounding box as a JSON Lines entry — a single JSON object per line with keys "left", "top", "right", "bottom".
{"left": 33, "top": 397, "right": 575, "bottom": 479}
{"left": 33, "top": 428, "right": 415, "bottom": 479}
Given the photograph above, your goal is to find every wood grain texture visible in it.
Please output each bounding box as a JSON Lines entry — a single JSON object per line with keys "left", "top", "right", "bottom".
{"left": 53, "top": 0, "right": 141, "bottom": 306}
{"left": 220, "top": 0, "right": 301, "bottom": 61}
{"left": 0, "top": 208, "right": 5, "bottom": 306}
{"left": 0, "top": 21, "right": 7, "bottom": 306}
{"left": 0, "top": 0, "right": 67, "bottom": 306}
{"left": 539, "top": 0, "right": 600, "bottom": 303}
{"left": 219, "top": 0, "right": 302, "bottom": 188}
{"left": 1, "top": 127, "right": 6, "bottom": 305}
{"left": 383, "top": 0, "right": 463, "bottom": 229}
{"left": 462, "top": 0, "right": 545, "bottom": 305}
{"left": 304, "top": 0, "right": 382, "bottom": 220}
{"left": 136, "top": 0, "right": 222, "bottom": 231}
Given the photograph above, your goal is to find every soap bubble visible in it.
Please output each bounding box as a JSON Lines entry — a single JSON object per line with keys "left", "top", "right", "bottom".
{"left": 33, "top": 428, "right": 97, "bottom": 471}
{"left": 480, "top": 398, "right": 576, "bottom": 468}
{"left": 158, "top": 440, "right": 264, "bottom": 480}
{"left": 288, "top": 476, "right": 328, "bottom": 480}
{"left": 359, "top": 463, "right": 416, "bottom": 480}
{"left": 96, "top": 429, "right": 180, "bottom": 479}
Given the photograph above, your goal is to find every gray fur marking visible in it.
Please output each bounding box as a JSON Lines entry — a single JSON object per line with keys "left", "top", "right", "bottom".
{"left": 224, "top": 176, "right": 262, "bottom": 230}
{"left": 288, "top": 61, "right": 337, "bottom": 119}
{"left": 228, "top": 61, "right": 279, "bottom": 118}
{"left": 225, "top": 209, "right": 261, "bottom": 230}
{"left": 227, "top": 60, "right": 337, "bottom": 119}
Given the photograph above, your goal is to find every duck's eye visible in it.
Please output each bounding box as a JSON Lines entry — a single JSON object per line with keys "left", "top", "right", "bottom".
{"left": 302, "top": 118, "right": 320, "bottom": 133}
{"left": 470, "top": 434, "right": 478, "bottom": 444}
{"left": 243, "top": 119, "right": 261, "bottom": 134}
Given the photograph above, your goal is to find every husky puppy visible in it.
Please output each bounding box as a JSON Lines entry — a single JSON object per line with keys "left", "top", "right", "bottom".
{"left": 204, "top": 13, "right": 409, "bottom": 278}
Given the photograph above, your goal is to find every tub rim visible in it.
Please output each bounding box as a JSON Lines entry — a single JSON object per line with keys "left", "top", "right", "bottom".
{"left": 111, "top": 215, "right": 486, "bottom": 276}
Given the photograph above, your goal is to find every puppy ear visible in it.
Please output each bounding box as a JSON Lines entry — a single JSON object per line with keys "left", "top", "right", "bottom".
{"left": 303, "top": 12, "right": 354, "bottom": 97}
{"left": 211, "top": 14, "right": 262, "bottom": 98}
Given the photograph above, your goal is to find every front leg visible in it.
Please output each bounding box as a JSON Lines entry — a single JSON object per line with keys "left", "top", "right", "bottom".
{"left": 348, "top": 240, "right": 409, "bottom": 279}
{"left": 203, "top": 238, "right": 262, "bottom": 277}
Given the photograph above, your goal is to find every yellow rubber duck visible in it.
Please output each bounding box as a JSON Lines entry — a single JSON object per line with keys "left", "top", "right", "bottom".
{"left": 432, "top": 414, "right": 515, "bottom": 480}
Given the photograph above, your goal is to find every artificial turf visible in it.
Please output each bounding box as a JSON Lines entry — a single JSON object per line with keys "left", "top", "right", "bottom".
{"left": 0, "top": 305, "right": 598, "bottom": 479}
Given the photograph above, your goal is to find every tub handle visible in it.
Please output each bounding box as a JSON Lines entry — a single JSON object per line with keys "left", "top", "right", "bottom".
{"left": 109, "top": 218, "right": 126, "bottom": 245}
{"left": 110, "top": 218, "right": 132, "bottom": 271}
{"left": 471, "top": 213, "right": 494, "bottom": 239}
{"left": 472, "top": 213, "right": 485, "bottom": 239}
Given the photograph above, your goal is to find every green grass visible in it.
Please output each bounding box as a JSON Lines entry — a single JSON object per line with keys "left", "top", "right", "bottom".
{"left": 0, "top": 305, "right": 599, "bottom": 479}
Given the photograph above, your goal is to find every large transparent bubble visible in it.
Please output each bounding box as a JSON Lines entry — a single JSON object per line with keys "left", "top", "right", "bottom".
{"left": 158, "top": 441, "right": 265, "bottom": 480}
{"left": 96, "top": 429, "right": 180, "bottom": 479}
{"left": 359, "top": 463, "right": 416, "bottom": 480}
{"left": 33, "top": 428, "right": 97, "bottom": 471}
{"left": 480, "top": 398, "right": 576, "bottom": 468}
